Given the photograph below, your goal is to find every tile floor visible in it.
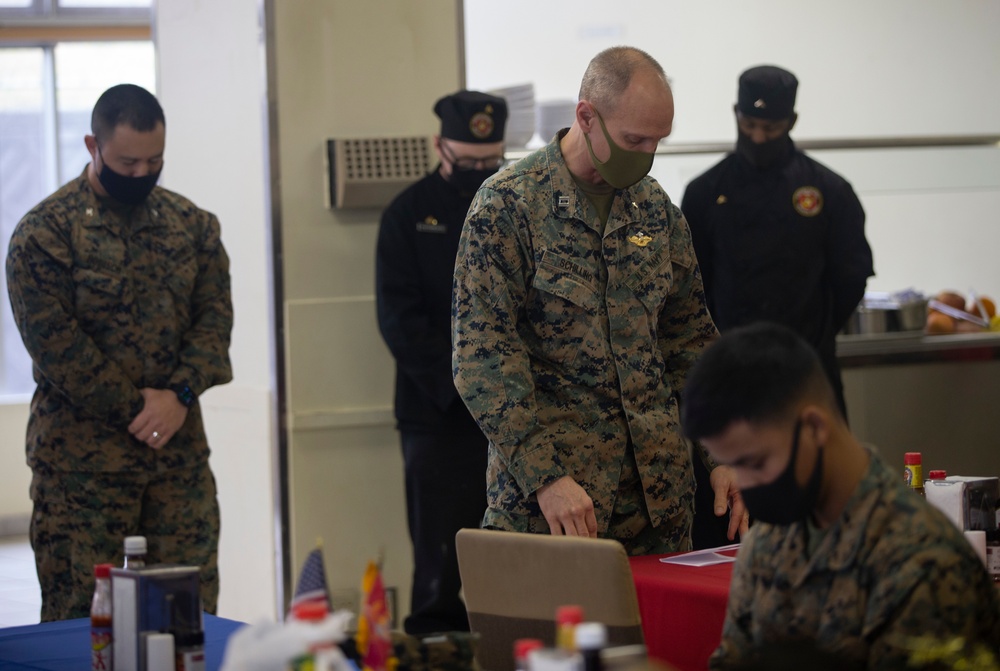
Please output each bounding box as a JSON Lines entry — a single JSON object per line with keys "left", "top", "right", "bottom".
{"left": 0, "top": 535, "right": 41, "bottom": 627}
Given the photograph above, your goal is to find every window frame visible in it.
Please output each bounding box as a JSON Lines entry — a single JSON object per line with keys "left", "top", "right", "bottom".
{"left": 0, "top": 1, "right": 152, "bottom": 397}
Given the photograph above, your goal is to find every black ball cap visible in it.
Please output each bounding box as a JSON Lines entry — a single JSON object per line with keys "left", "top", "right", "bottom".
{"left": 737, "top": 65, "right": 798, "bottom": 120}
{"left": 434, "top": 90, "right": 508, "bottom": 143}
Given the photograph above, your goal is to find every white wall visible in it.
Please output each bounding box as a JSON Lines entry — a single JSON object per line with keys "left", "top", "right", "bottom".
{"left": 465, "top": 0, "right": 1000, "bottom": 142}
{"left": 156, "top": 0, "right": 277, "bottom": 622}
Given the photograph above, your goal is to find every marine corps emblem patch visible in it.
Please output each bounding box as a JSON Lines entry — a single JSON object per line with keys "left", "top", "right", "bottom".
{"left": 469, "top": 110, "right": 494, "bottom": 140}
{"left": 792, "top": 186, "right": 823, "bottom": 217}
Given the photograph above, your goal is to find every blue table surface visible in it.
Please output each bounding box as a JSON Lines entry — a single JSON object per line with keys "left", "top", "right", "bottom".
{"left": 0, "top": 613, "right": 246, "bottom": 670}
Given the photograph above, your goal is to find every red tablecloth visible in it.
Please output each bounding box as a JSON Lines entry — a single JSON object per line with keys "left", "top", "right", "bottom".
{"left": 629, "top": 554, "right": 733, "bottom": 671}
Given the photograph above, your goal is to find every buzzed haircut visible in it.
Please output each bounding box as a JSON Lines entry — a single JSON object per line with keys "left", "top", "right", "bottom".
{"left": 681, "top": 322, "right": 838, "bottom": 442}
{"left": 91, "top": 84, "right": 165, "bottom": 145}
{"left": 578, "top": 45, "right": 669, "bottom": 112}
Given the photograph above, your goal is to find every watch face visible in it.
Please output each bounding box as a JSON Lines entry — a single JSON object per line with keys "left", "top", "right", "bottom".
{"left": 175, "top": 386, "right": 195, "bottom": 407}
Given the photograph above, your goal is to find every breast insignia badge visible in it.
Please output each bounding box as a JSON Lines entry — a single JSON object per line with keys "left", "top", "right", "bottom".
{"left": 792, "top": 186, "right": 823, "bottom": 217}
{"left": 628, "top": 232, "right": 653, "bottom": 247}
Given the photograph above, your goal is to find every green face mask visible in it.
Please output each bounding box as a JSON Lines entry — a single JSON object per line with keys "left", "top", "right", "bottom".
{"left": 584, "top": 109, "right": 655, "bottom": 189}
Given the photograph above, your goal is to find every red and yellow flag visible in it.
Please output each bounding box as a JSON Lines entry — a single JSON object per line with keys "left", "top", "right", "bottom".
{"left": 356, "top": 561, "right": 393, "bottom": 671}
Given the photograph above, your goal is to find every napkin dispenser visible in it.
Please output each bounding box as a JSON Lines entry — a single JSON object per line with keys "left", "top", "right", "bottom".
{"left": 111, "top": 565, "right": 202, "bottom": 671}
{"left": 925, "top": 476, "right": 999, "bottom": 532}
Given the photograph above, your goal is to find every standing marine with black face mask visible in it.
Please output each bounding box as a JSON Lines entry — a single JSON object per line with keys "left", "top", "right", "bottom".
{"left": 684, "top": 65, "right": 874, "bottom": 412}
{"left": 375, "top": 89, "right": 506, "bottom": 634}
{"left": 6, "top": 83, "right": 232, "bottom": 621}
{"left": 681, "top": 65, "right": 874, "bottom": 548}
{"left": 681, "top": 322, "right": 1000, "bottom": 670}
{"left": 452, "top": 46, "right": 746, "bottom": 559}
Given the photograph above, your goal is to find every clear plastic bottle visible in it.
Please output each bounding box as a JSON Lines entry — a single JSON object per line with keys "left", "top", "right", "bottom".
{"left": 91, "top": 563, "right": 113, "bottom": 671}
{"left": 555, "top": 605, "right": 584, "bottom": 652}
{"left": 124, "top": 535, "right": 147, "bottom": 570}
{"left": 575, "top": 622, "right": 607, "bottom": 671}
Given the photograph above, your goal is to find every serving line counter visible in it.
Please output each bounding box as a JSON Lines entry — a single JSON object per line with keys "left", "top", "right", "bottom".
{"left": 837, "top": 331, "right": 1000, "bottom": 368}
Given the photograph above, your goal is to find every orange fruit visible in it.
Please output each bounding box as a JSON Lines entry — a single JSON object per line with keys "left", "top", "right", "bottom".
{"left": 925, "top": 312, "right": 956, "bottom": 334}
{"left": 966, "top": 296, "right": 996, "bottom": 319}
{"left": 935, "top": 291, "right": 966, "bottom": 312}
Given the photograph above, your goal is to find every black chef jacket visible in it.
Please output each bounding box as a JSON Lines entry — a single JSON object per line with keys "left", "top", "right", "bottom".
{"left": 376, "top": 167, "right": 476, "bottom": 431}
{"left": 682, "top": 143, "right": 874, "bottom": 376}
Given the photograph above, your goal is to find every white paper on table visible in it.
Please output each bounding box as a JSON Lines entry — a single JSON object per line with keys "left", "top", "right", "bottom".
{"left": 659, "top": 543, "right": 740, "bottom": 567}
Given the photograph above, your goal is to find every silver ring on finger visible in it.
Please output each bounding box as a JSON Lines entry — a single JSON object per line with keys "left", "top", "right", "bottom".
{"left": 152, "top": 431, "right": 160, "bottom": 439}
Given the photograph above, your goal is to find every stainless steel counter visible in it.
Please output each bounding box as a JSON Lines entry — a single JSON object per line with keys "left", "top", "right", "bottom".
{"left": 836, "top": 331, "right": 1000, "bottom": 367}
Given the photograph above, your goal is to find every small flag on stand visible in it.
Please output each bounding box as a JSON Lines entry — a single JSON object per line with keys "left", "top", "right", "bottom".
{"left": 289, "top": 545, "right": 330, "bottom": 616}
{"left": 356, "top": 560, "right": 393, "bottom": 671}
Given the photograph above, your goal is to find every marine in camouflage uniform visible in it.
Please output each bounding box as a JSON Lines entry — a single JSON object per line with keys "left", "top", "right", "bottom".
{"left": 6, "top": 85, "right": 231, "bottom": 621}
{"left": 680, "top": 322, "right": 1000, "bottom": 670}
{"left": 711, "top": 449, "right": 1000, "bottom": 670}
{"left": 452, "top": 50, "right": 720, "bottom": 553}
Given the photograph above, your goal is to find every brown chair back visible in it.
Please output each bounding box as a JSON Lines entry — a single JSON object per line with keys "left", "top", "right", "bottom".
{"left": 455, "top": 528, "right": 644, "bottom": 671}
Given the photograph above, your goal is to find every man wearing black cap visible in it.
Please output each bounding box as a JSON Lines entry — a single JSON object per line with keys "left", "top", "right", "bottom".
{"left": 375, "top": 89, "right": 507, "bottom": 634}
{"left": 681, "top": 66, "right": 873, "bottom": 548}
{"left": 683, "top": 65, "right": 874, "bottom": 420}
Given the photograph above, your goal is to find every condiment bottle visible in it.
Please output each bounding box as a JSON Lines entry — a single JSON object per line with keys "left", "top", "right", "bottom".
{"left": 514, "top": 638, "right": 544, "bottom": 671}
{"left": 91, "top": 563, "right": 113, "bottom": 671}
{"left": 555, "top": 605, "right": 584, "bottom": 651}
{"left": 903, "top": 452, "right": 924, "bottom": 497}
{"left": 289, "top": 601, "right": 336, "bottom": 670}
{"left": 575, "top": 622, "right": 608, "bottom": 671}
{"left": 927, "top": 470, "right": 947, "bottom": 482}
{"left": 174, "top": 629, "right": 206, "bottom": 671}
{"left": 124, "top": 535, "right": 147, "bottom": 570}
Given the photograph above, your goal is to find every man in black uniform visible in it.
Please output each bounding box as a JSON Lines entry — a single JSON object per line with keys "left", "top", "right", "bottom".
{"left": 681, "top": 65, "right": 873, "bottom": 548}
{"left": 376, "top": 90, "right": 507, "bottom": 634}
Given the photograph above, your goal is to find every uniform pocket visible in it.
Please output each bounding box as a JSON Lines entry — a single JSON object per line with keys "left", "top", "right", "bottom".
{"left": 528, "top": 251, "right": 600, "bottom": 367}
{"left": 72, "top": 268, "right": 126, "bottom": 333}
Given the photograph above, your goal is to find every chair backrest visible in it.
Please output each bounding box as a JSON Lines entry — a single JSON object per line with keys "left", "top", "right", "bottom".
{"left": 455, "top": 528, "right": 644, "bottom": 671}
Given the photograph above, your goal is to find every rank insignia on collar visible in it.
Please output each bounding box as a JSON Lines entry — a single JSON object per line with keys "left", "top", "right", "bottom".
{"left": 628, "top": 231, "right": 653, "bottom": 247}
{"left": 86, "top": 207, "right": 94, "bottom": 216}
{"left": 792, "top": 186, "right": 823, "bottom": 217}
{"left": 558, "top": 195, "right": 570, "bottom": 208}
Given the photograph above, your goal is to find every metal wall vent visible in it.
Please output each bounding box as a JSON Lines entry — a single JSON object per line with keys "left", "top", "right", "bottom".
{"left": 325, "top": 136, "right": 432, "bottom": 209}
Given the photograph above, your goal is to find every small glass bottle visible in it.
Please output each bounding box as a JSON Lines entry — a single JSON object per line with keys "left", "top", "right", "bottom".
{"left": 555, "top": 605, "right": 584, "bottom": 652}
{"left": 91, "top": 563, "right": 113, "bottom": 671}
{"left": 514, "top": 638, "right": 544, "bottom": 671}
{"left": 124, "top": 535, "right": 147, "bottom": 570}
{"left": 903, "top": 452, "right": 924, "bottom": 497}
{"left": 575, "top": 622, "right": 607, "bottom": 671}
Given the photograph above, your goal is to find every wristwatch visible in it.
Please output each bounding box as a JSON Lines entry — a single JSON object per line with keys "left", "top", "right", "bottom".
{"left": 170, "top": 384, "right": 197, "bottom": 408}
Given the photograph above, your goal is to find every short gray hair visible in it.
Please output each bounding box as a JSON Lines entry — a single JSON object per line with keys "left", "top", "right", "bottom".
{"left": 578, "top": 46, "right": 669, "bottom": 112}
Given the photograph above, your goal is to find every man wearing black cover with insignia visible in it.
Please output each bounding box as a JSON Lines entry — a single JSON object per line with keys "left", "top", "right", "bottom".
{"left": 376, "top": 90, "right": 507, "bottom": 634}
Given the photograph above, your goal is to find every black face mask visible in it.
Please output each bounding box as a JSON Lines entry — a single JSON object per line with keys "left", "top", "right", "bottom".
{"left": 740, "top": 419, "right": 824, "bottom": 526}
{"left": 97, "top": 147, "right": 161, "bottom": 206}
{"left": 447, "top": 166, "right": 498, "bottom": 197}
{"left": 736, "top": 131, "right": 791, "bottom": 171}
